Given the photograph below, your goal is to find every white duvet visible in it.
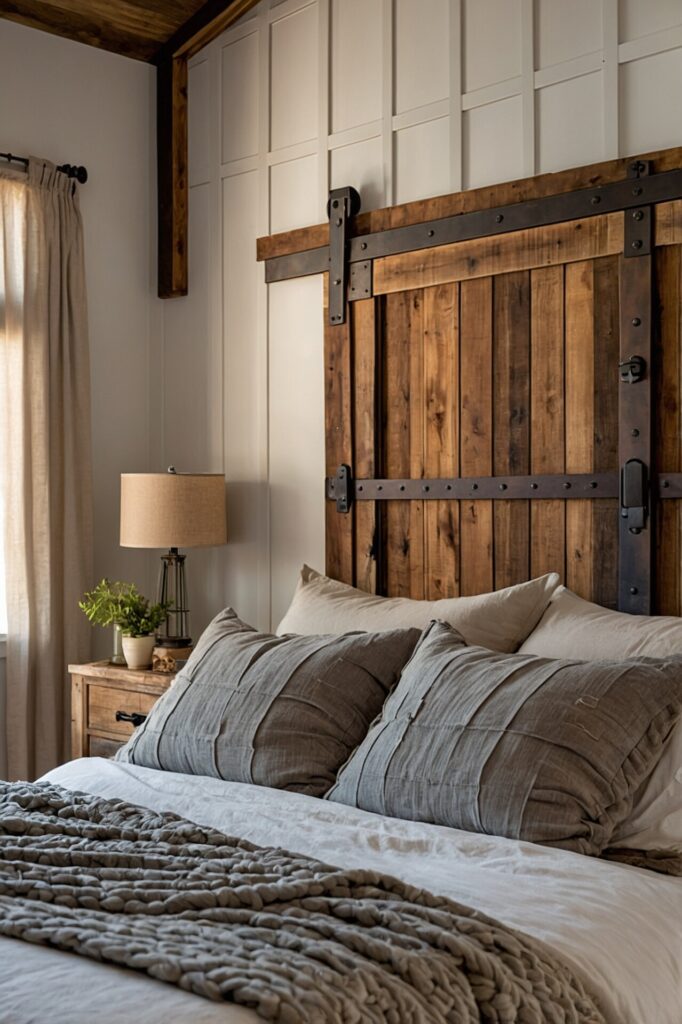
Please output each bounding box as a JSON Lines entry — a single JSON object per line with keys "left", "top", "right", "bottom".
{"left": 1, "top": 757, "right": 680, "bottom": 1024}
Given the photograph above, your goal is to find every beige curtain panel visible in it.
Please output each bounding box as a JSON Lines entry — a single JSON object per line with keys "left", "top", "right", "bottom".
{"left": 0, "top": 158, "right": 93, "bottom": 781}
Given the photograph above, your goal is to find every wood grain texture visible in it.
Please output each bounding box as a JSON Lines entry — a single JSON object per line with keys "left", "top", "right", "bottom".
{"left": 459, "top": 278, "right": 494, "bottom": 595}
{"left": 656, "top": 245, "right": 682, "bottom": 615}
{"left": 530, "top": 265, "right": 565, "bottom": 582}
{"left": 324, "top": 307, "right": 354, "bottom": 585}
{"left": 0, "top": 0, "right": 206, "bottom": 61}
{"left": 353, "top": 299, "right": 380, "bottom": 594}
{"left": 423, "top": 284, "right": 459, "bottom": 599}
{"left": 257, "top": 147, "right": 682, "bottom": 262}
{"left": 158, "top": 56, "right": 188, "bottom": 298}
{"left": 493, "top": 272, "right": 530, "bottom": 589}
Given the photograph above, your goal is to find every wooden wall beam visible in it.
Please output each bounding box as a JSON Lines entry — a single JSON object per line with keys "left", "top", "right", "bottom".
{"left": 155, "top": 0, "right": 260, "bottom": 298}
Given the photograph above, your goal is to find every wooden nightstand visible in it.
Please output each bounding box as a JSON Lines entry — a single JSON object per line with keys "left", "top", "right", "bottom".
{"left": 69, "top": 661, "right": 174, "bottom": 760}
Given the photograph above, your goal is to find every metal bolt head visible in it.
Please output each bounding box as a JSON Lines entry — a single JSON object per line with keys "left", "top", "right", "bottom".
{"left": 632, "top": 317, "right": 641, "bottom": 326}
{"left": 563, "top": 481, "right": 571, "bottom": 489}
{"left": 631, "top": 428, "right": 639, "bottom": 437}
{"left": 663, "top": 479, "right": 670, "bottom": 488}
{"left": 632, "top": 239, "right": 643, "bottom": 250}
{"left": 591, "top": 195, "right": 601, "bottom": 205}
{"left": 530, "top": 482, "right": 538, "bottom": 490}
{"left": 360, "top": 242, "right": 367, "bottom": 250}
{"left": 630, "top": 586, "right": 638, "bottom": 595}
{"left": 427, "top": 229, "right": 435, "bottom": 237}
{"left": 632, "top": 186, "right": 642, "bottom": 196}
{"left": 498, "top": 483, "right": 507, "bottom": 491}
{"left": 334, "top": 278, "right": 341, "bottom": 286}
{"left": 495, "top": 214, "right": 503, "bottom": 223}
{"left": 332, "top": 199, "right": 339, "bottom": 209}
{"left": 633, "top": 210, "right": 644, "bottom": 221}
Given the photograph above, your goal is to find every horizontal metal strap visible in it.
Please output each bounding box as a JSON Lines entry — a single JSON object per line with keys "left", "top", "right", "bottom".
{"left": 326, "top": 473, "right": 620, "bottom": 501}
{"left": 266, "top": 165, "right": 682, "bottom": 284}
{"left": 325, "top": 472, "right": 682, "bottom": 502}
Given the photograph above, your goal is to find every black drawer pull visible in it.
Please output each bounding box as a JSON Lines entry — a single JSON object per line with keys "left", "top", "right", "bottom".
{"left": 115, "top": 710, "right": 147, "bottom": 728}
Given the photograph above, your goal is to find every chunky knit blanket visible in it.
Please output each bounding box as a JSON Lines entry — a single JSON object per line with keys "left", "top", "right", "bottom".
{"left": 0, "top": 781, "right": 605, "bottom": 1023}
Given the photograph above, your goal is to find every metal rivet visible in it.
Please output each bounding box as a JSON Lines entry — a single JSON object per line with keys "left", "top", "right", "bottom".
{"left": 446, "top": 484, "right": 452, "bottom": 491}
{"left": 632, "top": 317, "right": 641, "bottom": 326}
{"left": 360, "top": 242, "right": 367, "bottom": 250}
{"left": 364, "top": 289, "right": 369, "bottom": 294}
{"left": 633, "top": 210, "right": 644, "bottom": 221}
{"left": 334, "top": 278, "right": 341, "bottom": 286}
{"left": 332, "top": 199, "right": 339, "bottom": 208}
{"left": 399, "top": 484, "right": 405, "bottom": 492}
{"left": 377, "top": 485, "right": 383, "bottom": 491}
{"left": 357, "top": 485, "right": 363, "bottom": 492}
{"left": 663, "top": 479, "right": 670, "bottom": 488}
{"left": 632, "top": 186, "right": 642, "bottom": 196}
{"left": 498, "top": 483, "right": 507, "bottom": 491}
{"left": 427, "top": 229, "right": 435, "bottom": 237}
{"left": 495, "top": 214, "right": 503, "bottom": 223}
{"left": 591, "top": 195, "right": 601, "bottom": 205}
{"left": 630, "top": 527, "right": 642, "bottom": 535}
{"left": 563, "top": 481, "right": 571, "bottom": 489}
{"left": 589, "top": 481, "right": 597, "bottom": 489}
{"left": 632, "top": 239, "right": 643, "bottom": 250}
{"left": 630, "top": 586, "right": 638, "bottom": 595}
{"left": 336, "top": 218, "right": 343, "bottom": 226}
{"left": 631, "top": 428, "right": 640, "bottom": 437}
{"left": 530, "top": 482, "right": 538, "bottom": 490}
{"left": 423, "top": 485, "right": 430, "bottom": 493}
{"left": 471, "top": 483, "right": 478, "bottom": 490}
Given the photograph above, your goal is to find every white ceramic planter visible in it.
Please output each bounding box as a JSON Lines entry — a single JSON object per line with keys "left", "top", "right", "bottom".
{"left": 121, "top": 635, "right": 156, "bottom": 670}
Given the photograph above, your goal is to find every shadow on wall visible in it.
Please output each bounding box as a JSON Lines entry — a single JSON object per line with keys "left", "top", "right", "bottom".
{"left": 0, "top": 642, "right": 6, "bottom": 778}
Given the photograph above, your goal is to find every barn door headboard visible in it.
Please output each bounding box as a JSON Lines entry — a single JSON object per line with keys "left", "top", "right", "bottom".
{"left": 257, "top": 147, "right": 682, "bottom": 616}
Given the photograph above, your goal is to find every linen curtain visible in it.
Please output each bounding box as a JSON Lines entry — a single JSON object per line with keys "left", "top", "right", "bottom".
{"left": 0, "top": 158, "right": 93, "bottom": 780}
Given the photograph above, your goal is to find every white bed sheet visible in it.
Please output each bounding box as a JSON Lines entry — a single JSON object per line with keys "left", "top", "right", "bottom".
{"left": 1, "top": 757, "right": 680, "bottom": 1024}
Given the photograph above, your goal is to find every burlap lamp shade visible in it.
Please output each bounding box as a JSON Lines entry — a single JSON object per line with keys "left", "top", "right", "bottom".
{"left": 120, "top": 470, "right": 227, "bottom": 648}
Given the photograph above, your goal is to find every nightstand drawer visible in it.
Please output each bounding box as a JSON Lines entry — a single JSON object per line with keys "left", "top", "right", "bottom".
{"left": 87, "top": 684, "right": 160, "bottom": 737}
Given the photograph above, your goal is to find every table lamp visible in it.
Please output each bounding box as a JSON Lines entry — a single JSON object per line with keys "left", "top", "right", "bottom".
{"left": 120, "top": 468, "right": 227, "bottom": 650}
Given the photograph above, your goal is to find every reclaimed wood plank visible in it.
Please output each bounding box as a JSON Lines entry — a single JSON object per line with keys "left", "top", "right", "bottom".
{"left": 493, "top": 271, "right": 530, "bottom": 589}
{"left": 459, "top": 277, "right": 494, "bottom": 595}
{"left": 530, "top": 265, "right": 565, "bottom": 581}
{"left": 423, "top": 283, "right": 459, "bottom": 599}
{"left": 324, "top": 306, "right": 354, "bottom": 584}
{"left": 655, "top": 245, "right": 682, "bottom": 614}
{"left": 353, "top": 299, "right": 380, "bottom": 594}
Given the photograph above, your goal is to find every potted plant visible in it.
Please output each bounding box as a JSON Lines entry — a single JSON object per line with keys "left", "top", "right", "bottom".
{"left": 79, "top": 580, "right": 169, "bottom": 669}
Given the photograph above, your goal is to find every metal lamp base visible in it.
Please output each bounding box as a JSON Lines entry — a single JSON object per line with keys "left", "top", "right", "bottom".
{"left": 157, "top": 548, "right": 191, "bottom": 647}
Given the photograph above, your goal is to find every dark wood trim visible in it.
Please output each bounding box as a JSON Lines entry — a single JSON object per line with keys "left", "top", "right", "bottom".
{"left": 158, "top": 55, "right": 188, "bottom": 299}
{"left": 155, "top": 0, "right": 260, "bottom": 298}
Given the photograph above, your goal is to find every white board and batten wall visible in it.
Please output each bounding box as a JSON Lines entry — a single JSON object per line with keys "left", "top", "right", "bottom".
{"left": 159, "top": 0, "right": 682, "bottom": 636}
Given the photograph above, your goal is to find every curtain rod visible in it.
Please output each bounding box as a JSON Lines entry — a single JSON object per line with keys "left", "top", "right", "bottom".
{"left": 0, "top": 152, "right": 88, "bottom": 184}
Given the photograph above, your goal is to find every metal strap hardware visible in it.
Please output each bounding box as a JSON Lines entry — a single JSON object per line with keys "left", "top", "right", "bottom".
{"left": 328, "top": 187, "right": 361, "bottom": 326}
{"left": 619, "top": 355, "right": 646, "bottom": 383}
{"left": 621, "top": 459, "right": 648, "bottom": 534}
{"left": 333, "top": 464, "right": 352, "bottom": 513}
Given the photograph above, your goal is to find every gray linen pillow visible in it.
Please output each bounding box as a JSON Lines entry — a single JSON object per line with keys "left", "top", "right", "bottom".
{"left": 116, "top": 608, "right": 420, "bottom": 796}
{"left": 326, "top": 620, "right": 682, "bottom": 855}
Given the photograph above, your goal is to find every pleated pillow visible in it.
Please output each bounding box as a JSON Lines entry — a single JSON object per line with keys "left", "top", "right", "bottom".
{"left": 327, "top": 620, "right": 682, "bottom": 855}
{"left": 116, "top": 608, "right": 421, "bottom": 796}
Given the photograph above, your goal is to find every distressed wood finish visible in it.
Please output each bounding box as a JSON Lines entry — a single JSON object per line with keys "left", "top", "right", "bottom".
{"left": 69, "top": 662, "right": 173, "bottom": 760}
{"left": 309, "top": 159, "right": 682, "bottom": 611}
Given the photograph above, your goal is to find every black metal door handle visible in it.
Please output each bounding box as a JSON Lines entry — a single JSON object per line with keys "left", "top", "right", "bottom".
{"left": 115, "top": 710, "right": 147, "bottom": 728}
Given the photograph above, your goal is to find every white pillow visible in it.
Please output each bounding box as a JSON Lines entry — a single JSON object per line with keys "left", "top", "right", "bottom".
{"left": 519, "top": 585, "right": 682, "bottom": 659}
{"left": 520, "top": 585, "right": 682, "bottom": 852}
{"left": 277, "top": 565, "right": 560, "bottom": 653}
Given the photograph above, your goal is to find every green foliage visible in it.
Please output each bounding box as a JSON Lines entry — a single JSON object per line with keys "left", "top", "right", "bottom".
{"left": 79, "top": 579, "right": 169, "bottom": 638}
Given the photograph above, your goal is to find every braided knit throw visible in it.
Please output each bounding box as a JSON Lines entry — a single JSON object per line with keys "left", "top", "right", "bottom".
{"left": 0, "top": 781, "right": 605, "bottom": 1023}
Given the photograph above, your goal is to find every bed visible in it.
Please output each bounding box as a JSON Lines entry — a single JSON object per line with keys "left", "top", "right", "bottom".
{"left": 2, "top": 148, "right": 682, "bottom": 1023}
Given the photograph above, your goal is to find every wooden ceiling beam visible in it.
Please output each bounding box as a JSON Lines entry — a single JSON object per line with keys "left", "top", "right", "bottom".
{"left": 155, "top": 0, "right": 260, "bottom": 298}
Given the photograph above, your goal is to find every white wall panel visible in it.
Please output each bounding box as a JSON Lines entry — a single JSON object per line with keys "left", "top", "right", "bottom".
{"left": 395, "top": 118, "right": 450, "bottom": 203}
{"left": 270, "top": 2, "right": 318, "bottom": 150}
{"left": 463, "top": 0, "right": 522, "bottom": 93}
{"left": 268, "top": 277, "right": 325, "bottom": 627}
{"left": 535, "top": 0, "right": 602, "bottom": 69}
{"left": 463, "top": 95, "right": 524, "bottom": 189}
{"left": 222, "top": 170, "right": 269, "bottom": 630}
{"left": 620, "top": 0, "right": 682, "bottom": 42}
{"left": 331, "top": 135, "right": 385, "bottom": 211}
{"left": 395, "top": 0, "right": 450, "bottom": 114}
{"left": 221, "top": 31, "right": 259, "bottom": 163}
{"left": 189, "top": 59, "right": 210, "bottom": 186}
{"left": 537, "top": 72, "right": 603, "bottom": 173}
{"left": 620, "top": 49, "right": 682, "bottom": 155}
{"left": 270, "top": 154, "right": 320, "bottom": 233}
{"left": 331, "top": 0, "right": 382, "bottom": 131}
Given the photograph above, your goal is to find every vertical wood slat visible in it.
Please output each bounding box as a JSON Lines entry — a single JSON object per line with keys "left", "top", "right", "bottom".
{"left": 353, "top": 299, "right": 380, "bottom": 593}
{"left": 459, "top": 277, "right": 494, "bottom": 595}
{"left": 565, "top": 260, "right": 595, "bottom": 599}
{"left": 656, "top": 245, "right": 682, "bottom": 615}
{"left": 592, "top": 255, "right": 620, "bottom": 608}
{"left": 384, "top": 291, "right": 424, "bottom": 596}
{"left": 530, "top": 265, "right": 566, "bottom": 580}
{"left": 324, "top": 308, "right": 354, "bottom": 584}
{"left": 423, "top": 283, "right": 459, "bottom": 599}
{"left": 493, "top": 272, "right": 530, "bottom": 588}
